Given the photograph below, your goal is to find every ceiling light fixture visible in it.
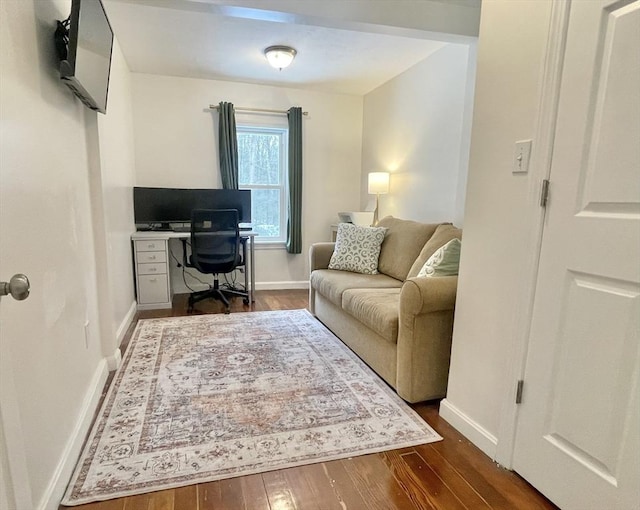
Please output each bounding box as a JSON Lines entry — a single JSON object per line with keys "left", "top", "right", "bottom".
{"left": 264, "top": 45, "right": 297, "bottom": 70}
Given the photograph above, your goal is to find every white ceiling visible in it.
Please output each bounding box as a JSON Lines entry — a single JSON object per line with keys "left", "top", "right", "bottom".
{"left": 103, "top": 0, "right": 480, "bottom": 95}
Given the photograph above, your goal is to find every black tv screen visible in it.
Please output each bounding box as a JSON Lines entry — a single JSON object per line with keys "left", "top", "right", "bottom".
{"left": 133, "top": 187, "right": 252, "bottom": 227}
{"left": 58, "top": 0, "right": 113, "bottom": 114}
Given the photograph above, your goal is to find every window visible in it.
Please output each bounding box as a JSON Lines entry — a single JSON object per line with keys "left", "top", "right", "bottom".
{"left": 237, "top": 126, "right": 287, "bottom": 243}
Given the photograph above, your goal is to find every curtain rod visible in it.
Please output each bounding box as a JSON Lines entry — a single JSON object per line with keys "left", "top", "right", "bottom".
{"left": 208, "top": 105, "right": 309, "bottom": 116}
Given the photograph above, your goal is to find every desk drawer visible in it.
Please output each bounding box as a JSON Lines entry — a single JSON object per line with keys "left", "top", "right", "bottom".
{"left": 135, "top": 239, "right": 166, "bottom": 252}
{"left": 137, "top": 251, "right": 167, "bottom": 264}
{"left": 138, "top": 274, "right": 169, "bottom": 304}
{"left": 138, "top": 262, "right": 167, "bottom": 275}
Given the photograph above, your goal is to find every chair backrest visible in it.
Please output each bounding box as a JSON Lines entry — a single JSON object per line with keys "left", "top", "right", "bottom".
{"left": 190, "top": 209, "right": 240, "bottom": 274}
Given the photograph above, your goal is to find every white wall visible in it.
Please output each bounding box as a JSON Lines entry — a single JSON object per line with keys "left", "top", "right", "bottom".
{"left": 0, "top": 0, "right": 106, "bottom": 507}
{"left": 441, "top": 0, "right": 554, "bottom": 458}
{"left": 360, "top": 43, "right": 476, "bottom": 226}
{"left": 131, "top": 73, "right": 363, "bottom": 291}
{"left": 96, "top": 39, "right": 137, "bottom": 353}
{"left": 0, "top": 1, "right": 137, "bottom": 508}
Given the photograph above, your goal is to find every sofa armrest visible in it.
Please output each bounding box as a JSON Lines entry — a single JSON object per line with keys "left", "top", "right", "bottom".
{"left": 396, "top": 275, "right": 458, "bottom": 403}
{"left": 308, "top": 242, "right": 335, "bottom": 315}
{"left": 309, "top": 242, "right": 335, "bottom": 272}
{"left": 400, "top": 276, "right": 458, "bottom": 315}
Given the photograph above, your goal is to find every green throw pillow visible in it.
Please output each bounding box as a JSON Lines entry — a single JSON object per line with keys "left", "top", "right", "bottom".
{"left": 417, "top": 238, "right": 461, "bottom": 277}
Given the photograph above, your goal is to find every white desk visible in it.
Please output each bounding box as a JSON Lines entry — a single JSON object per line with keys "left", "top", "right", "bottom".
{"left": 131, "top": 230, "right": 256, "bottom": 310}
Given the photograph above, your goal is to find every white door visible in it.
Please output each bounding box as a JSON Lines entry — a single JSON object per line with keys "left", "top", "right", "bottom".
{"left": 513, "top": 1, "right": 640, "bottom": 509}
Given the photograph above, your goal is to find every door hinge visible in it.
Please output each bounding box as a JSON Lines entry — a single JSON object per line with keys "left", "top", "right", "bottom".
{"left": 515, "top": 380, "right": 525, "bottom": 404}
{"left": 540, "top": 179, "right": 550, "bottom": 207}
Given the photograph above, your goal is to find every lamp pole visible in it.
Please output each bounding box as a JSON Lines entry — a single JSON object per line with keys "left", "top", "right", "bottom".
{"left": 368, "top": 172, "right": 389, "bottom": 226}
{"left": 373, "top": 193, "right": 381, "bottom": 226}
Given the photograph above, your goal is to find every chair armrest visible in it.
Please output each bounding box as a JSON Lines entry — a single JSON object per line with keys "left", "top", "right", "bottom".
{"left": 400, "top": 276, "right": 458, "bottom": 315}
{"left": 309, "top": 242, "right": 335, "bottom": 272}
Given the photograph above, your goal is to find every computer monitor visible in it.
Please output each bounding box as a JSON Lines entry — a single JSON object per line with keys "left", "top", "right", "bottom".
{"left": 133, "top": 187, "right": 252, "bottom": 228}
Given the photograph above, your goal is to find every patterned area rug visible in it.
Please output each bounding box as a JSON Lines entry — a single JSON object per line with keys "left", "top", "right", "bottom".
{"left": 62, "top": 309, "right": 441, "bottom": 505}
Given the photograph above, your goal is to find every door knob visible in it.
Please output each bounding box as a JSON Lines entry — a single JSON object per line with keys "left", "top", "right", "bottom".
{"left": 0, "top": 274, "right": 30, "bottom": 301}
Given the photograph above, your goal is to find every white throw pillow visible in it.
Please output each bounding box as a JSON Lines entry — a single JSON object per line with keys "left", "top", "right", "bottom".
{"left": 417, "top": 238, "right": 461, "bottom": 277}
{"left": 328, "top": 223, "right": 387, "bottom": 274}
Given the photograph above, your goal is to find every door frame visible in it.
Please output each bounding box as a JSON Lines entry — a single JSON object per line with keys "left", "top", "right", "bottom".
{"left": 493, "top": 0, "right": 572, "bottom": 469}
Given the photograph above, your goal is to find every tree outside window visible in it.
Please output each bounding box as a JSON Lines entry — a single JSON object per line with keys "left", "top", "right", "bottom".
{"left": 237, "top": 126, "right": 287, "bottom": 242}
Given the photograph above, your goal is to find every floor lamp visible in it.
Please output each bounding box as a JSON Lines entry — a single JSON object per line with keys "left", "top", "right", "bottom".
{"left": 368, "top": 172, "right": 390, "bottom": 226}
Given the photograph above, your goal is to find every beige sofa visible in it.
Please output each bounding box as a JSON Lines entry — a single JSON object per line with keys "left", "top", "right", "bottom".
{"left": 309, "top": 216, "right": 461, "bottom": 403}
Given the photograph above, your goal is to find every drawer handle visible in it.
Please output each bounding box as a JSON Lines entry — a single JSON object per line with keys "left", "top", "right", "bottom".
{"left": 149, "top": 255, "right": 156, "bottom": 260}
{"left": 149, "top": 268, "right": 157, "bottom": 272}
{"left": 149, "top": 278, "right": 157, "bottom": 283}
{"left": 147, "top": 244, "right": 155, "bottom": 249}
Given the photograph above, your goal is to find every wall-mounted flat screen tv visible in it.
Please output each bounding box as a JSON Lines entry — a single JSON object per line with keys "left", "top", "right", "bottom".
{"left": 56, "top": 0, "right": 114, "bottom": 114}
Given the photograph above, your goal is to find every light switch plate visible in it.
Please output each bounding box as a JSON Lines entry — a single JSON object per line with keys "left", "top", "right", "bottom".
{"left": 513, "top": 139, "right": 532, "bottom": 174}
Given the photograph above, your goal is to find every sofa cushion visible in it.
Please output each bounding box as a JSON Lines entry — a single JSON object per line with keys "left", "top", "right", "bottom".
{"left": 328, "top": 223, "right": 387, "bottom": 274}
{"left": 407, "top": 223, "right": 463, "bottom": 279}
{"left": 310, "top": 269, "right": 402, "bottom": 307}
{"left": 342, "top": 288, "right": 401, "bottom": 344}
{"left": 376, "top": 216, "right": 440, "bottom": 281}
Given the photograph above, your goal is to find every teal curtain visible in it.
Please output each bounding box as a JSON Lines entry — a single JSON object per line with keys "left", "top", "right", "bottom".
{"left": 286, "top": 107, "right": 303, "bottom": 254}
{"left": 218, "top": 102, "right": 239, "bottom": 189}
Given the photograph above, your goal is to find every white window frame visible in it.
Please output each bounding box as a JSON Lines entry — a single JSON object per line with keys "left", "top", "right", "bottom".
{"left": 236, "top": 124, "right": 288, "bottom": 245}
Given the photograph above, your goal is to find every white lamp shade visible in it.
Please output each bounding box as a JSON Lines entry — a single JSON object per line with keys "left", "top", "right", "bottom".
{"left": 264, "top": 46, "right": 297, "bottom": 70}
{"left": 368, "top": 172, "right": 390, "bottom": 194}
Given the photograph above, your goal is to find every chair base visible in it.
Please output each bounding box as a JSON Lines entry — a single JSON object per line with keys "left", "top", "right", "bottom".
{"left": 187, "top": 284, "right": 249, "bottom": 314}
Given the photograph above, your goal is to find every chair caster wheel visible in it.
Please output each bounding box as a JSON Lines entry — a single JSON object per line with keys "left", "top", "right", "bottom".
{"left": 243, "top": 298, "right": 250, "bottom": 305}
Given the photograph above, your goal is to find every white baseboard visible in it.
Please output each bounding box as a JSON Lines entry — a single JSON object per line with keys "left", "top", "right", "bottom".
{"left": 179, "top": 281, "right": 310, "bottom": 291}
{"left": 171, "top": 280, "right": 310, "bottom": 295}
{"left": 107, "top": 301, "right": 136, "bottom": 370}
{"left": 439, "top": 398, "right": 498, "bottom": 460}
{"left": 255, "top": 281, "right": 309, "bottom": 291}
{"left": 108, "top": 348, "right": 122, "bottom": 371}
{"left": 38, "top": 359, "right": 109, "bottom": 510}
{"left": 116, "top": 300, "right": 137, "bottom": 346}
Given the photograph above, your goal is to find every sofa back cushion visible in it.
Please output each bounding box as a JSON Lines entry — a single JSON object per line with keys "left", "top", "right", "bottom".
{"left": 376, "top": 216, "right": 440, "bottom": 281}
{"left": 407, "top": 223, "right": 463, "bottom": 279}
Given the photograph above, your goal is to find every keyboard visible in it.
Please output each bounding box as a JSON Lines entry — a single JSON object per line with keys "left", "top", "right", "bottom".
{"left": 171, "top": 226, "right": 191, "bottom": 233}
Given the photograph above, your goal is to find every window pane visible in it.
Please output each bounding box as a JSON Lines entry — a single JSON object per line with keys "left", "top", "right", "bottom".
{"left": 238, "top": 132, "right": 281, "bottom": 186}
{"left": 251, "top": 189, "right": 280, "bottom": 238}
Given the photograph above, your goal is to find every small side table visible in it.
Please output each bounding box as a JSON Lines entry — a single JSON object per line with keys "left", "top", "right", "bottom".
{"left": 330, "top": 224, "right": 338, "bottom": 241}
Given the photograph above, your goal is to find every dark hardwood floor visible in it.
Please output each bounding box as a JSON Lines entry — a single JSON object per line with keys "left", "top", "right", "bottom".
{"left": 62, "top": 290, "right": 557, "bottom": 510}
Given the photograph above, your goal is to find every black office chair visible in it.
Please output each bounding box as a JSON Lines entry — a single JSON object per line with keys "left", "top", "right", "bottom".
{"left": 183, "top": 209, "right": 248, "bottom": 313}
